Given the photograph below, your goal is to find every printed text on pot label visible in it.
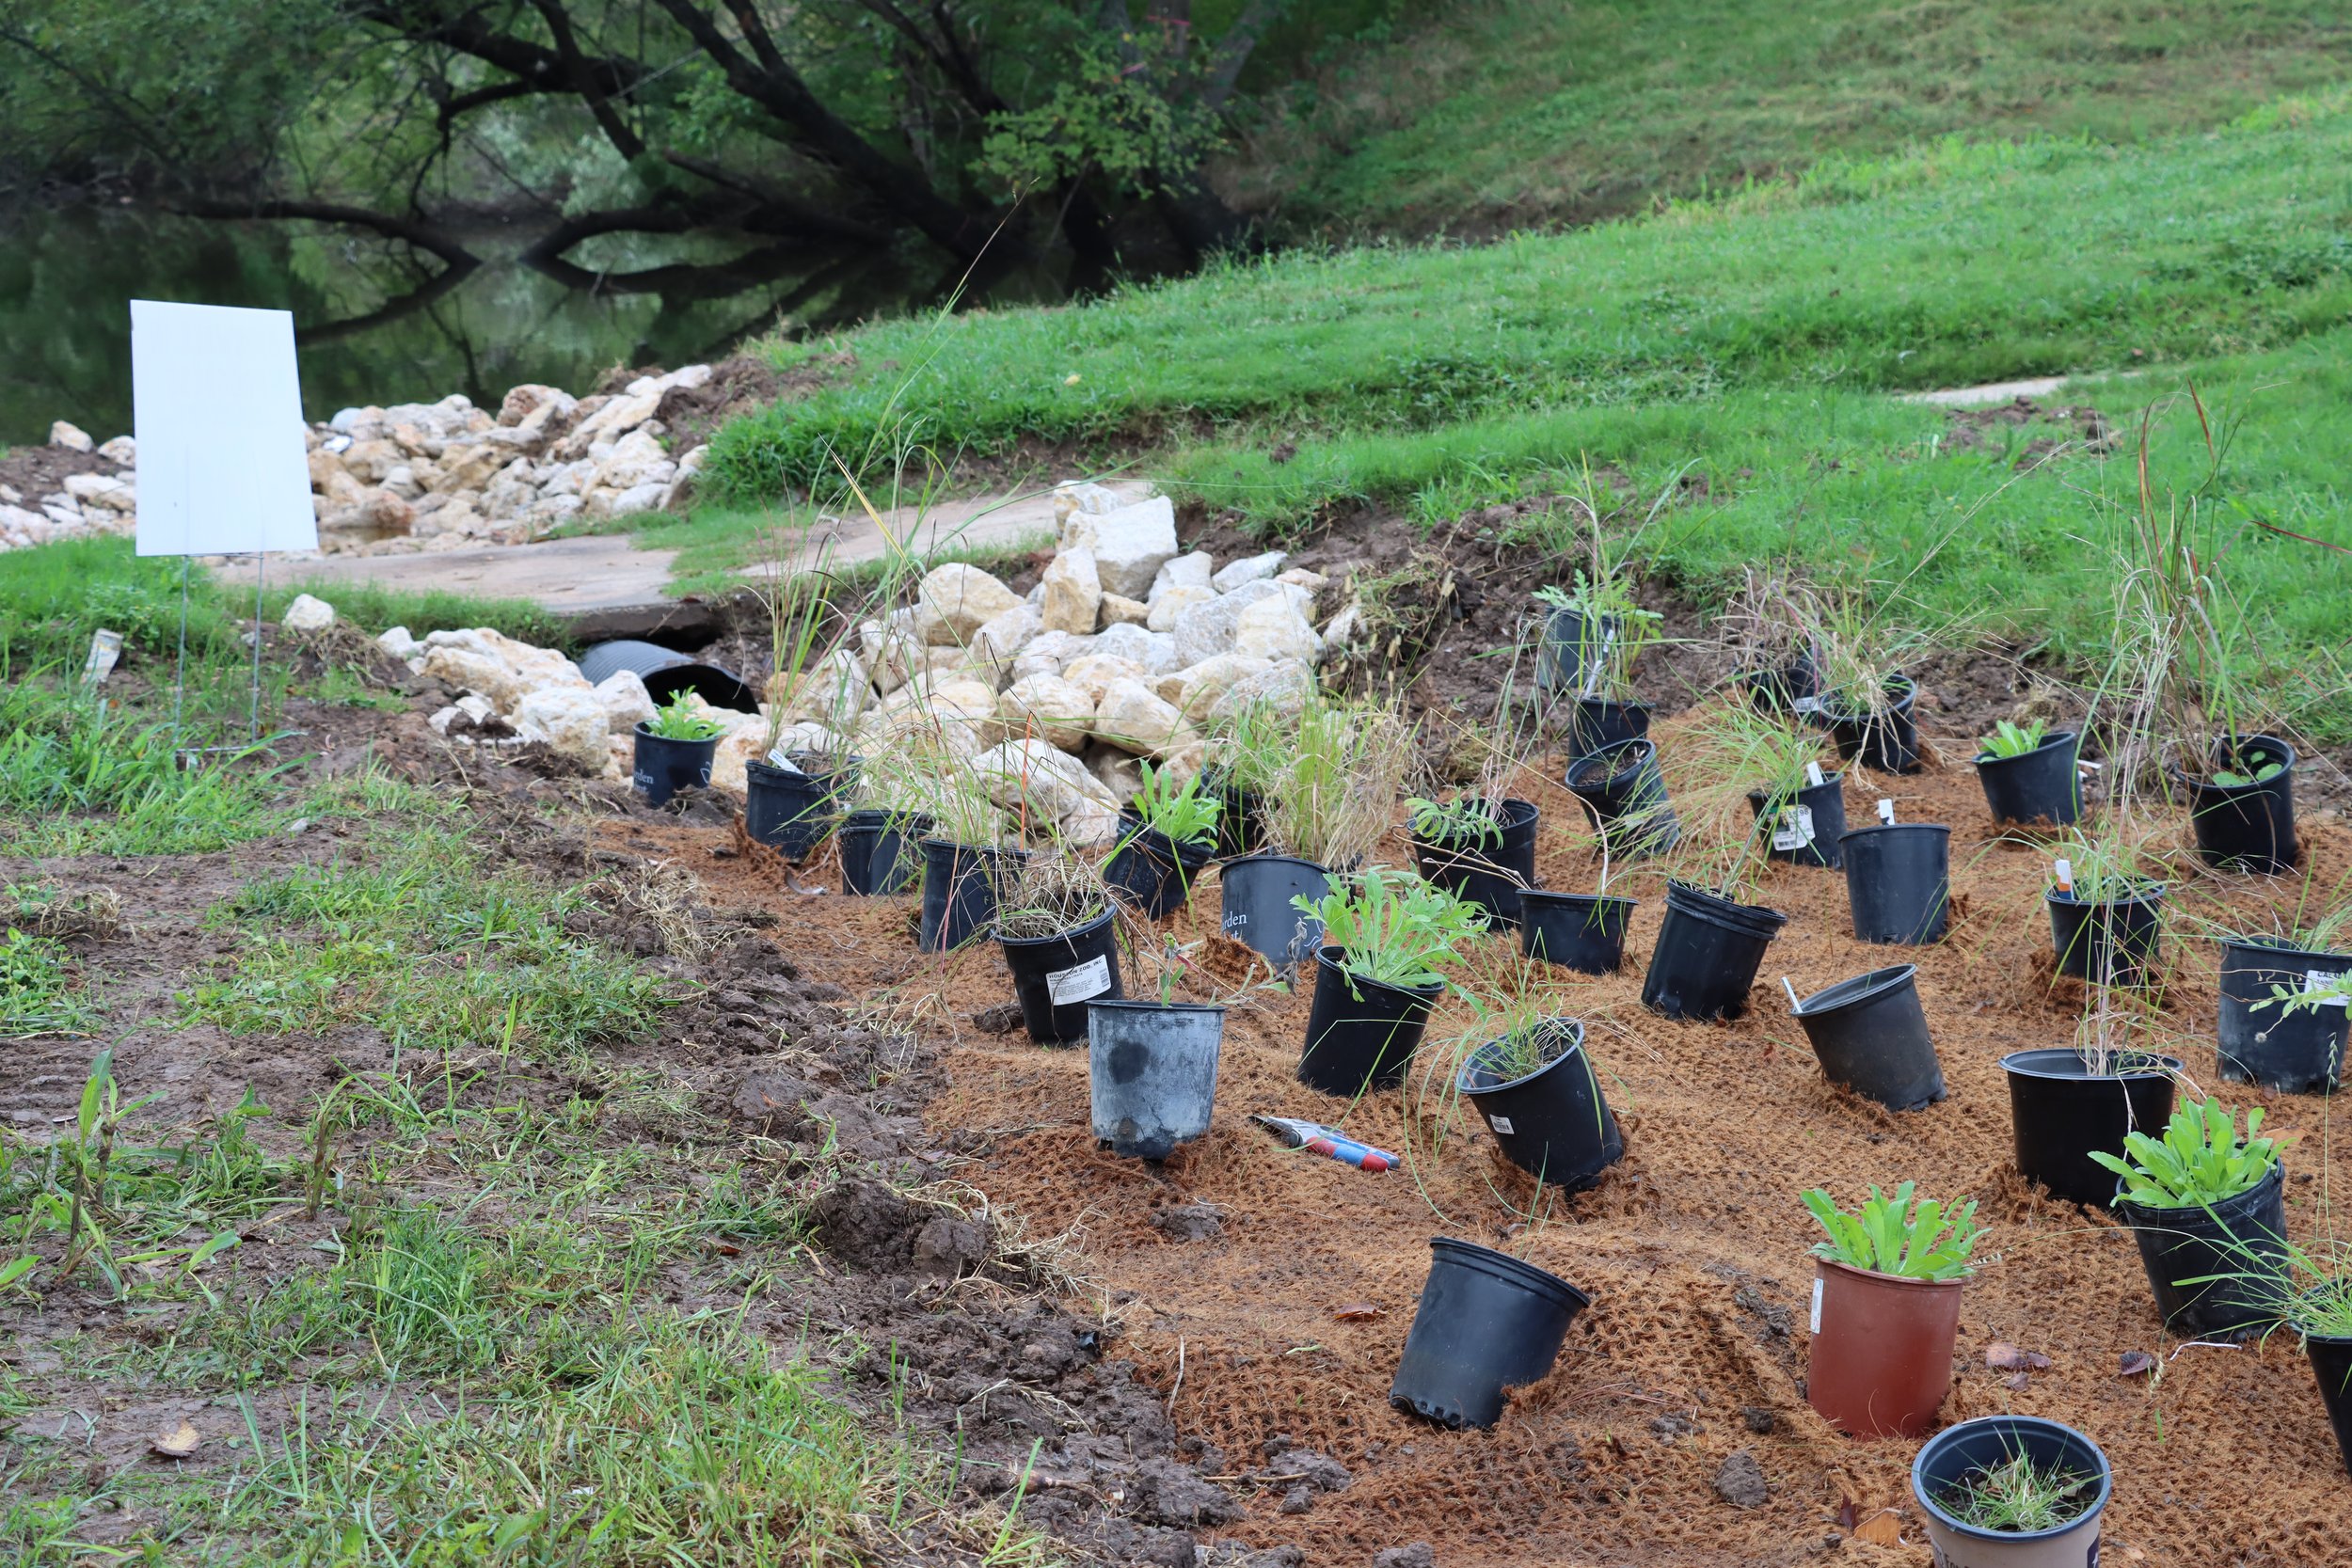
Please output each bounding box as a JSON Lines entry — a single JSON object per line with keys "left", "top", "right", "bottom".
{"left": 2304, "top": 970, "right": 2349, "bottom": 1007}
{"left": 1486, "top": 1114, "right": 1515, "bottom": 1135}
{"left": 1772, "top": 805, "right": 1816, "bottom": 851}
{"left": 1809, "top": 1278, "right": 1823, "bottom": 1335}
{"left": 1047, "top": 954, "right": 1113, "bottom": 1006}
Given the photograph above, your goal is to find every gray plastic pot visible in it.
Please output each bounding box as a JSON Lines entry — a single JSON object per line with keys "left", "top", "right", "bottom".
{"left": 1088, "top": 1001, "right": 1224, "bottom": 1161}
{"left": 1912, "top": 1415, "right": 2111, "bottom": 1568}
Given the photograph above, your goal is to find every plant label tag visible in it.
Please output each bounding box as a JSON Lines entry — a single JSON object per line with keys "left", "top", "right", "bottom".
{"left": 1875, "top": 797, "right": 1896, "bottom": 825}
{"left": 1791, "top": 696, "right": 1823, "bottom": 716}
{"left": 83, "top": 629, "right": 123, "bottom": 686}
{"left": 1047, "top": 954, "right": 1113, "bottom": 1006}
{"left": 764, "top": 747, "right": 805, "bottom": 774}
{"left": 2303, "top": 970, "right": 2348, "bottom": 1007}
{"left": 2053, "top": 858, "right": 2074, "bottom": 895}
{"left": 1772, "top": 805, "right": 1816, "bottom": 851}
{"left": 1486, "top": 1114, "right": 1516, "bottom": 1135}
{"left": 1809, "top": 1278, "right": 1823, "bottom": 1336}
{"left": 1804, "top": 762, "right": 1825, "bottom": 786}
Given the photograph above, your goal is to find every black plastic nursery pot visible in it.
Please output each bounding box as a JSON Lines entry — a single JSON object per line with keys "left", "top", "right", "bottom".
{"left": 1087, "top": 1000, "right": 1223, "bottom": 1161}
{"left": 2217, "top": 936, "right": 2348, "bottom": 1094}
{"left": 1410, "top": 798, "right": 1540, "bottom": 921}
{"left": 1104, "top": 815, "right": 1216, "bottom": 920}
{"left": 1456, "top": 1022, "right": 1624, "bottom": 1192}
{"left": 1839, "top": 822, "right": 1950, "bottom": 944}
{"left": 1913, "top": 1415, "right": 2112, "bottom": 1568}
{"left": 2046, "top": 882, "right": 2168, "bottom": 987}
{"left": 2310, "top": 1336, "right": 2352, "bottom": 1479}
{"left": 1217, "top": 854, "right": 1331, "bottom": 969}
{"left": 1204, "top": 771, "right": 1266, "bottom": 859}
{"left": 2116, "top": 1162, "right": 2290, "bottom": 1338}
{"left": 917, "top": 839, "right": 1024, "bottom": 953}
{"left": 2172, "top": 734, "right": 2299, "bottom": 875}
{"left": 998, "top": 908, "right": 1124, "bottom": 1045}
{"left": 1740, "top": 651, "right": 1821, "bottom": 717}
{"left": 1746, "top": 773, "right": 1848, "bottom": 869}
{"left": 1975, "top": 730, "right": 2082, "bottom": 828}
{"left": 1518, "top": 892, "right": 1635, "bottom": 974}
{"left": 743, "top": 755, "right": 858, "bottom": 861}
{"left": 837, "top": 810, "right": 931, "bottom": 896}
{"left": 1640, "top": 879, "right": 1788, "bottom": 1022}
{"left": 629, "top": 724, "right": 717, "bottom": 808}
{"left": 1791, "top": 964, "right": 1947, "bottom": 1111}
{"left": 1565, "top": 739, "right": 1680, "bottom": 860}
{"left": 1819, "top": 675, "right": 1922, "bottom": 775}
{"left": 1565, "top": 698, "right": 1651, "bottom": 758}
{"left": 1536, "top": 607, "right": 1620, "bottom": 695}
{"left": 1298, "top": 946, "right": 1444, "bottom": 1096}
{"left": 1389, "top": 1238, "right": 1590, "bottom": 1431}
{"left": 2000, "top": 1048, "right": 2181, "bottom": 1207}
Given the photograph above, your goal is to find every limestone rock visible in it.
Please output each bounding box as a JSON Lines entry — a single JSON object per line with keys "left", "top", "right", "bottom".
{"left": 48, "top": 420, "right": 92, "bottom": 452}
{"left": 1160, "top": 655, "right": 1273, "bottom": 721}
{"left": 1149, "top": 550, "right": 1215, "bottom": 602}
{"left": 1276, "top": 567, "right": 1329, "bottom": 594}
{"left": 1207, "top": 658, "right": 1316, "bottom": 725}
{"left": 916, "top": 563, "right": 1023, "bottom": 645}
{"left": 63, "top": 472, "right": 134, "bottom": 511}
{"left": 708, "top": 710, "right": 776, "bottom": 794}
{"left": 1233, "top": 595, "right": 1322, "bottom": 664}
{"left": 1041, "top": 546, "right": 1103, "bottom": 636}
{"left": 1171, "top": 578, "right": 1290, "bottom": 667}
{"left": 1091, "top": 621, "right": 1157, "bottom": 669}
{"left": 1211, "top": 549, "right": 1286, "bottom": 593}
{"left": 1075, "top": 495, "right": 1179, "bottom": 599}
{"left": 1060, "top": 653, "right": 1150, "bottom": 702}
{"left": 1094, "top": 678, "right": 1192, "bottom": 755}
{"left": 97, "top": 435, "right": 135, "bottom": 465}
{"left": 1082, "top": 742, "right": 1146, "bottom": 804}
{"left": 972, "top": 604, "right": 1042, "bottom": 680}
{"left": 280, "top": 594, "right": 336, "bottom": 632}
{"left": 974, "top": 739, "right": 1119, "bottom": 841}
{"left": 499, "top": 384, "right": 575, "bottom": 427}
{"left": 594, "top": 669, "right": 659, "bottom": 734}
{"left": 376, "top": 626, "right": 420, "bottom": 661}
{"left": 1053, "top": 481, "right": 1128, "bottom": 541}
{"left": 998, "top": 673, "right": 1096, "bottom": 752}
{"left": 316, "top": 487, "right": 415, "bottom": 546}
{"left": 1100, "top": 592, "right": 1149, "bottom": 626}
{"left": 1147, "top": 584, "right": 1216, "bottom": 632}
{"left": 512, "top": 686, "right": 612, "bottom": 772}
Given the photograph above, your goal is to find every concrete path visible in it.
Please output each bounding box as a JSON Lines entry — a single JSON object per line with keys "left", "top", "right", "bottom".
{"left": 773, "top": 478, "right": 1145, "bottom": 574}
{"left": 1899, "top": 375, "right": 2074, "bottom": 408}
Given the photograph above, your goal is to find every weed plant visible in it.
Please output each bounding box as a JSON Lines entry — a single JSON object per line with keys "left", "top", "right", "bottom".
{"left": 1936, "top": 1449, "right": 2101, "bottom": 1533}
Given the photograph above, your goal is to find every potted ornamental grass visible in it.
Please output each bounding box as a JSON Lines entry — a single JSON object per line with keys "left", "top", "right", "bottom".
{"left": 1633, "top": 722, "right": 1791, "bottom": 1022}
{"left": 1802, "top": 1181, "right": 1981, "bottom": 1437}
{"left": 1912, "top": 1417, "right": 2112, "bottom": 1568}
{"left": 1200, "top": 697, "right": 1285, "bottom": 858}
{"left": 1104, "top": 762, "right": 1221, "bottom": 920}
{"left": 1291, "top": 867, "right": 1484, "bottom": 1097}
{"left": 2042, "top": 828, "right": 2169, "bottom": 988}
{"left": 993, "top": 852, "right": 1123, "bottom": 1045}
{"left": 2091, "top": 1098, "right": 2290, "bottom": 1337}
{"left": 2003, "top": 990, "right": 2182, "bottom": 1207}
{"left": 1716, "top": 564, "right": 1825, "bottom": 717}
{"left": 910, "top": 736, "right": 1024, "bottom": 953}
{"left": 1808, "top": 591, "right": 1944, "bottom": 776}
{"left": 632, "top": 692, "right": 725, "bottom": 807}
{"left": 2217, "top": 895, "right": 2352, "bottom": 1094}
{"left": 1725, "top": 703, "right": 1847, "bottom": 871}
{"left": 1534, "top": 573, "right": 1662, "bottom": 754}
{"left": 1974, "top": 716, "right": 2083, "bottom": 828}
{"left": 1448, "top": 999, "right": 1624, "bottom": 1194}
{"left": 2246, "top": 1239, "right": 2352, "bottom": 1477}
{"left": 745, "top": 539, "right": 864, "bottom": 858}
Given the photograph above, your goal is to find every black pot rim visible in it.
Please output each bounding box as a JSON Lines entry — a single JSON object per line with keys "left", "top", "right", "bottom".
{"left": 1220, "top": 851, "right": 1329, "bottom": 876}
{"left": 1912, "top": 1416, "right": 2112, "bottom": 1545}
{"left": 995, "top": 905, "right": 1117, "bottom": 952}
{"left": 2043, "top": 880, "right": 2167, "bottom": 910}
{"left": 2112, "top": 1155, "right": 2283, "bottom": 1220}
{"left": 1409, "top": 796, "right": 1540, "bottom": 845}
{"left": 2220, "top": 933, "right": 2348, "bottom": 967}
{"left": 631, "top": 721, "right": 721, "bottom": 747}
{"left": 747, "top": 751, "right": 862, "bottom": 782}
{"left": 1973, "top": 728, "right": 2079, "bottom": 768}
{"left": 2167, "top": 732, "right": 2297, "bottom": 793}
{"left": 1314, "top": 943, "right": 1444, "bottom": 1000}
{"left": 1427, "top": 1236, "right": 1591, "bottom": 1312}
{"left": 919, "top": 836, "right": 1025, "bottom": 860}
{"left": 1518, "top": 890, "right": 1634, "bottom": 914}
{"left": 1836, "top": 821, "right": 1950, "bottom": 847}
{"left": 1997, "top": 1047, "right": 2185, "bottom": 1083}
{"left": 1565, "top": 738, "right": 1655, "bottom": 787}
{"left": 1663, "top": 878, "right": 1788, "bottom": 937}
{"left": 1117, "top": 810, "right": 1218, "bottom": 864}
{"left": 842, "top": 807, "right": 933, "bottom": 831}
{"left": 1456, "top": 1018, "right": 1589, "bottom": 1095}
{"left": 1086, "top": 998, "right": 1226, "bottom": 1022}
{"left": 1793, "top": 963, "right": 1918, "bottom": 1018}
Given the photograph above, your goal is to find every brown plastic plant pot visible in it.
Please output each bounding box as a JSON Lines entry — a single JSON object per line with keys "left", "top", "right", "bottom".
{"left": 1806, "top": 1257, "right": 1964, "bottom": 1438}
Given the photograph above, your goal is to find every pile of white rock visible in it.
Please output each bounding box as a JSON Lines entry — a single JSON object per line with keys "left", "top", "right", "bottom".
{"left": 314, "top": 479, "right": 1357, "bottom": 847}
{"left": 3, "top": 364, "right": 717, "bottom": 557}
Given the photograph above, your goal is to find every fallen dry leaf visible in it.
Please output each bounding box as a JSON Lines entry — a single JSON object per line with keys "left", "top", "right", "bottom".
{"left": 1854, "top": 1511, "right": 1903, "bottom": 1546}
{"left": 1835, "top": 1499, "right": 1859, "bottom": 1531}
{"left": 2004, "top": 1371, "right": 2032, "bottom": 1392}
{"left": 1331, "top": 1303, "right": 1387, "bottom": 1322}
{"left": 151, "top": 1421, "right": 200, "bottom": 1459}
{"left": 1984, "top": 1342, "right": 2052, "bottom": 1372}
{"left": 2119, "top": 1350, "right": 2156, "bottom": 1377}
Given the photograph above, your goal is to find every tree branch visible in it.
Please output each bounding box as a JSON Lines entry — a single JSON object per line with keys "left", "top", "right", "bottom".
{"left": 1202, "top": 0, "right": 1288, "bottom": 112}
{"left": 527, "top": 0, "right": 646, "bottom": 161}
{"left": 167, "top": 197, "right": 478, "bottom": 265}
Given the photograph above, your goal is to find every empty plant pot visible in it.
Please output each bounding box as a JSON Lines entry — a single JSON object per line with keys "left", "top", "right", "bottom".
{"left": 1411, "top": 798, "right": 1540, "bottom": 920}
{"left": 1640, "top": 879, "right": 1788, "bottom": 1022}
{"left": 1565, "top": 739, "right": 1680, "bottom": 860}
{"left": 2217, "top": 936, "right": 2348, "bottom": 1094}
{"left": 1298, "top": 946, "right": 1443, "bottom": 1096}
{"left": 2309, "top": 1336, "right": 2352, "bottom": 1479}
{"left": 1518, "top": 892, "right": 1635, "bottom": 974}
{"left": 744, "top": 755, "right": 857, "bottom": 861}
{"left": 1839, "top": 822, "right": 1950, "bottom": 944}
{"left": 837, "top": 810, "right": 931, "bottom": 896}
{"left": 1748, "top": 773, "right": 1848, "bottom": 869}
{"left": 2172, "top": 734, "right": 2298, "bottom": 875}
{"left": 1792, "top": 964, "right": 1947, "bottom": 1111}
{"left": 1820, "top": 676, "right": 1922, "bottom": 775}
{"left": 2000, "top": 1048, "right": 2181, "bottom": 1207}
{"left": 1088, "top": 1000, "right": 1223, "bottom": 1160}
{"left": 1456, "top": 1020, "right": 1623, "bottom": 1192}
{"left": 1976, "top": 731, "right": 2082, "bottom": 827}
{"left": 1389, "top": 1238, "right": 1590, "bottom": 1431}
{"left": 917, "top": 839, "right": 1024, "bottom": 953}
{"left": 1565, "top": 697, "right": 1651, "bottom": 757}
{"left": 630, "top": 724, "right": 717, "bottom": 808}
{"left": 1217, "top": 854, "right": 1331, "bottom": 970}
{"left": 2116, "top": 1162, "right": 2290, "bottom": 1338}
{"left": 1807, "top": 1257, "right": 1964, "bottom": 1438}
{"left": 1104, "top": 815, "right": 1216, "bottom": 920}
{"left": 2046, "top": 883, "right": 2167, "bottom": 987}
{"left": 1912, "top": 1416, "right": 2111, "bottom": 1568}
{"left": 1536, "top": 607, "right": 1620, "bottom": 694}
{"left": 997, "top": 908, "right": 1124, "bottom": 1044}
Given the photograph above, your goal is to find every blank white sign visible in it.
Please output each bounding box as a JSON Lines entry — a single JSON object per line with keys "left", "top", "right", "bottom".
{"left": 132, "top": 300, "right": 318, "bottom": 557}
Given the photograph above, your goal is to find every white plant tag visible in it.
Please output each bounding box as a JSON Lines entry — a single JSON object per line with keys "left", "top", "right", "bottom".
{"left": 1876, "top": 798, "right": 1896, "bottom": 825}
{"left": 2054, "top": 858, "right": 2074, "bottom": 895}
{"left": 764, "top": 747, "right": 805, "bottom": 774}
{"left": 2303, "top": 970, "right": 2348, "bottom": 1008}
{"left": 1771, "top": 805, "right": 1816, "bottom": 851}
{"left": 1791, "top": 696, "right": 1824, "bottom": 716}
{"left": 1486, "top": 1114, "right": 1516, "bottom": 1135}
{"left": 1046, "top": 954, "right": 1113, "bottom": 1006}
{"left": 83, "top": 629, "right": 123, "bottom": 686}
{"left": 1809, "top": 1277, "right": 1824, "bottom": 1335}
{"left": 1804, "top": 761, "right": 1825, "bottom": 786}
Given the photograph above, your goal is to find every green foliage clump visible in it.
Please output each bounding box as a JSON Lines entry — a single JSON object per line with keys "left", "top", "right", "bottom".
{"left": 2090, "top": 1101, "right": 2282, "bottom": 1209}
{"left": 1128, "top": 762, "right": 1221, "bottom": 848}
{"left": 1803, "top": 1181, "right": 1980, "bottom": 1282}
{"left": 1937, "top": 1449, "right": 2101, "bottom": 1534}
{"left": 643, "top": 693, "right": 726, "bottom": 742}
{"left": 1978, "top": 719, "right": 2051, "bottom": 759}
{"left": 1295, "top": 866, "right": 1485, "bottom": 992}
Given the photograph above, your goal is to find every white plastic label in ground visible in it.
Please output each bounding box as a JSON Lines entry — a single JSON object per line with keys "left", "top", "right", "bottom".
{"left": 2304, "top": 970, "right": 2348, "bottom": 1007}
{"left": 1486, "top": 1114, "right": 1515, "bottom": 1135}
{"left": 1772, "top": 805, "right": 1816, "bottom": 851}
{"left": 131, "top": 300, "right": 318, "bottom": 557}
{"left": 1046, "top": 954, "right": 1113, "bottom": 1006}
{"left": 1791, "top": 696, "right": 1824, "bottom": 716}
{"left": 1809, "top": 1277, "right": 1824, "bottom": 1335}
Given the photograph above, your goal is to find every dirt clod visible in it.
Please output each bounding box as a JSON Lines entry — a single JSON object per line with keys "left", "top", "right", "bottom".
{"left": 1714, "top": 1450, "right": 1768, "bottom": 1509}
{"left": 1152, "top": 1200, "right": 1225, "bottom": 1241}
{"left": 1132, "top": 1456, "right": 1243, "bottom": 1528}
{"left": 1372, "top": 1544, "right": 1436, "bottom": 1568}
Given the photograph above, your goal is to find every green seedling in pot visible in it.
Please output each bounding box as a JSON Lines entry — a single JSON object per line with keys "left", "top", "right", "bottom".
{"left": 1802, "top": 1181, "right": 1980, "bottom": 1281}
{"left": 1292, "top": 866, "right": 1486, "bottom": 996}
{"left": 1126, "top": 762, "right": 1221, "bottom": 850}
{"left": 1978, "top": 718, "right": 2050, "bottom": 759}
{"left": 2212, "top": 742, "right": 2286, "bottom": 787}
{"left": 1407, "top": 795, "right": 1507, "bottom": 847}
{"left": 1534, "top": 575, "right": 1662, "bottom": 701}
{"left": 1936, "top": 1447, "right": 2101, "bottom": 1533}
{"left": 2089, "top": 1100, "right": 2281, "bottom": 1209}
{"left": 644, "top": 693, "right": 726, "bottom": 742}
